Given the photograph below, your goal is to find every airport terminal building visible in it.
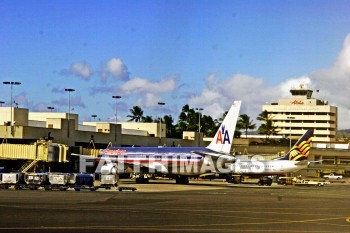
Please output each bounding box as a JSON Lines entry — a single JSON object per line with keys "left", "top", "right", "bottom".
{"left": 262, "top": 84, "right": 337, "bottom": 142}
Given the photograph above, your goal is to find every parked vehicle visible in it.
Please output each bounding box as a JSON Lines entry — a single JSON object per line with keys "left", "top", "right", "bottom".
{"left": 323, "top": 173, "right": 343, "bottom": 180}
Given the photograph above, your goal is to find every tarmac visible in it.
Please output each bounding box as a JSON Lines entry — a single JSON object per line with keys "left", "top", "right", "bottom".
{"left": 0, "top": 178, "right": 350, "bottom": 233}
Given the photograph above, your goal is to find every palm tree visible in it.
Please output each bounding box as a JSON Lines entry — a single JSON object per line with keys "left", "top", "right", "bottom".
{"left": 143, "top": 115, "right": 153, "bottom": 122}
{"left": 257, "top": 110, "right": 278, "bottom": 139}
{"left": 127, "top": 106, "right": 144, "bottom": 122}
{"left": 163, "top": 115, "right": 176, "bottom": 137}
{"left": 177, "top": 104, "right": 197, "bottom": 132}
{"left": 200, "top": 115, "right": 216, "bottom": 137}
{"left": 238, "top": 114, "right": 256, "bottom": 138}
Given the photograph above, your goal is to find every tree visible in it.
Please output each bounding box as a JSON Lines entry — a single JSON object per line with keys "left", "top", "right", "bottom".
{"left": 163, "top": 115, "right": 176, "bottom": 138}
{"left": 256, "top": 110, "right": 278, "bottom": 139}
{"left": 175, "top": 104, "right": 217, "bottom": 137}
{"left": 237, "top": 114, "right": 256, "bottom": 138}
{"left": 200, "top": 115, "right": 217, "bottom": 137}
{"left": 127, "top": 106, "right": 144, "bottom": 122}
{"left": 176, "top": 104, "right": 197, "bottom": 132}
{"left": 143, "top": 115, "right": 153, "bottom": 122}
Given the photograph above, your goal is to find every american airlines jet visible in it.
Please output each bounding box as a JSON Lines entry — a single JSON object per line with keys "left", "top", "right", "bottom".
{"left": 97, "top": 101, "right": 242, "bottom": 184}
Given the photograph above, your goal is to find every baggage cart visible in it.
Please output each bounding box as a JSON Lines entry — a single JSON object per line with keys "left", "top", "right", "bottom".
{"left": 99, "top": 174, "right": 118, "bottom": 189}
{"left": 74, "top": 173, "right": 97, "bottom": 191}
{"left": 24, "top": 173, "right": 49, "bottom": 190}
{"left": 0, "top": 173, "right": 26, "bottom": 189}
{"left": 43, "top": 173, "right": 74, "bottom": 191}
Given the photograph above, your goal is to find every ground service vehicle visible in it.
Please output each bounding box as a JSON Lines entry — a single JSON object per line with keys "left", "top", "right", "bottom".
{"left": 323, "top": 173, "right": 343, "bottom": 180}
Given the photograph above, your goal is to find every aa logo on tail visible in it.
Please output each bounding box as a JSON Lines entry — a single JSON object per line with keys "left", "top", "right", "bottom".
{"left": 216, "top": 125, "right": 231, "bottom": 144}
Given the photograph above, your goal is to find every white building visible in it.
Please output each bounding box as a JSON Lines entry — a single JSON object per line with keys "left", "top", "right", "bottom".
{"left": 262, "top": 84, "right": 337, "bottom": 142}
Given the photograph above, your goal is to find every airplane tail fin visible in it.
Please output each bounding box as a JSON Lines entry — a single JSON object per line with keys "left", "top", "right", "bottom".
{"left": 279, "top": 129, "right": 313, "bottom": 161}
{"left": 206, "top": 101, "right": 241, "bottom": 154}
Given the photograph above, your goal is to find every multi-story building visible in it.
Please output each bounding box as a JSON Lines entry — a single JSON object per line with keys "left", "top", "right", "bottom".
{"left": 0, "top": 107, "right": 191, "bottom": 148}
{"left": 262, "top": 84, "right": 337, "bottom": 142}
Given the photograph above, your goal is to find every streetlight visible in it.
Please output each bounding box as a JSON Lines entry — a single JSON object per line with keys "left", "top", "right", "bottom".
{"left": 195, "top": 108, "right": 203, "bottom": 147}
{"left": 3, "top": 81, "right": 21, "bottom": 126}
{"left": 112, "top": 96, "right": 121, "bottom": 143}
{"left": 195, "top": 108, "right": 204, "bottom": 133}
{"left": 287, "top": 116, "right": 295, "bottom": 150}
{"left": 47, "top": 107, "right": 54, "bottom": 112}
{"left": 0, "top": 101, "right": 4, "bottom": 107}
{"left": 91, "top": 115, "right": 97, "bottom": 121}
{"left": 65, "top": 88, "right": 75, "bottom": 138}
{"left": 158, "top": 102, "right": 165, "bottom": 145}
{"left": 112, "top": 96, "right": 121, "bottom": 123}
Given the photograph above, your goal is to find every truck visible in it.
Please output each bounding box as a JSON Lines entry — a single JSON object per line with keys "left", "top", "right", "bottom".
{"left": 323, "top": 173, "right": 343, "bottom": 180}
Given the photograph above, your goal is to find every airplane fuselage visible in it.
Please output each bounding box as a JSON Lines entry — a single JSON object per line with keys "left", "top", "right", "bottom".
{"left": 98, "top": 147, "right": 235, "bottom": 175}
{"left": 231, "top": 159, "right": 308, "bottom": 175}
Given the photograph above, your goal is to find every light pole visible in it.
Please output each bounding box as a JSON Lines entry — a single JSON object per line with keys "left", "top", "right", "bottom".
{"left": 195, "top": 108, "right": 203, "bottom": 147}
{"left": 287, "top": 116, "right": 295, "bottom": 150}
{"left": 47, "top": 107, "right": 54, "bottom": 112}
{"left": 112, "top": 96, "right": 121, "bottom": 143}
{"left": 195, "top": 108, "right": 203, "bottom": 133}
{"left": 91, "top": 115, "right": 97, "bottom": 121}
{"left": 65, "top": 88, "right": 75, "bottom": 138}
{"left": 3, "top": 81, "right": 21, "bottom": 126}
{"left": 0, "top": 101, "right": 4, "bottom": 107}
{"left": 112, "top": 96, "right": 121, "bottom": 123}
{"left": 158, "top": 102, "right": 165, "bottom": 145}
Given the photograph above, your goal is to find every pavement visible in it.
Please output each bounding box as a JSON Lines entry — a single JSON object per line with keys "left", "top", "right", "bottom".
{"left": 0, "top": 178, "right": 350, "bottom": 233}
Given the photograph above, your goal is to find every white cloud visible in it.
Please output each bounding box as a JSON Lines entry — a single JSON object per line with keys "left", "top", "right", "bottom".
{"left": 71, "top": 62, "right": 93, "bottom": 79}
{"left": 61, "top": 61, "right": 93, "bottom": 79}
{"left": 145, "top": 93, "right": 162, "bottom": 107}
{"left": 134, "top": 93, "right": 163, "bottom": 109}
{"left": 100, "top": 58, "right": 129, "bottom": 81}
{"left": 188, "top": 73, "right": 273, "bottom": 120}
{"left": 120, "top": 76, "right": 176, "bottom": 95}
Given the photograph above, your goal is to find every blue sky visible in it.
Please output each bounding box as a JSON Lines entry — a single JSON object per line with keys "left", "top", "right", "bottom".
{"left": 1, "top": 0, "right": 350, "bottom": 129}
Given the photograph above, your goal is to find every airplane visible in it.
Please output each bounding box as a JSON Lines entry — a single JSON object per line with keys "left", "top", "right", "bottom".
{"left": 229, "top": 129, "right": 314, "bottom": 183}
{"left": 95, "top": 100, "right": 242, "bottom": 184}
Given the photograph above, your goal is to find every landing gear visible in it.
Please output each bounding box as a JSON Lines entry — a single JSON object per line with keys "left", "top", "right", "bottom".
{"left": 175, "top": 176, "right": 189, "bottom": 184}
